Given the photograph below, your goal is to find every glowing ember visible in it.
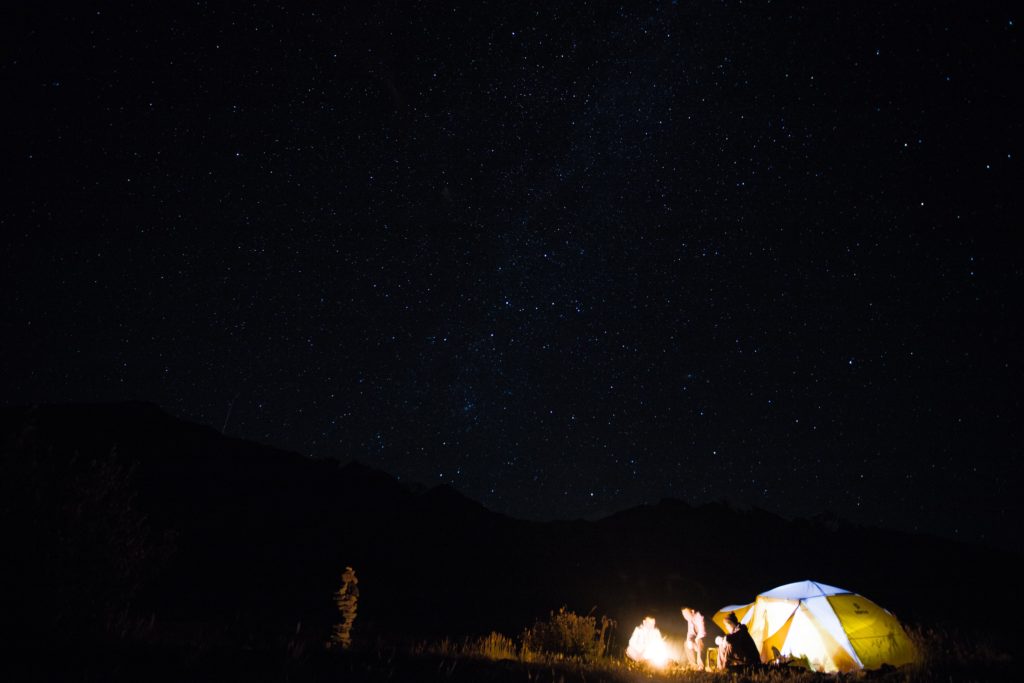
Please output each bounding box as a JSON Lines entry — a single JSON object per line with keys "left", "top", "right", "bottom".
{"left": 625, "top": 617, "right": 680, "bottom": 669}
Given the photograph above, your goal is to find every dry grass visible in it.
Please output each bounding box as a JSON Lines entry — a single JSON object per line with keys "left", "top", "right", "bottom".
{"left": 19, "top": 612, "right": 1013, "bottom": 681}
{"left": 394, "top": 619, "right": 1016, "bottom": 683}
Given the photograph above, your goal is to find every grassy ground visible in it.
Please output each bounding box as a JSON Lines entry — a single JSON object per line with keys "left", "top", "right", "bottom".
{"left": 7, "top": 643, "right": 1015, "bottom": 682}
{"left": 7, "top": 623, "right": 1016, "bottom": 681}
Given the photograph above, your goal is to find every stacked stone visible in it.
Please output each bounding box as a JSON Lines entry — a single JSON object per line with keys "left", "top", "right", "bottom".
{"left": 329, "top": 566, "right": 359, "bottom": 649}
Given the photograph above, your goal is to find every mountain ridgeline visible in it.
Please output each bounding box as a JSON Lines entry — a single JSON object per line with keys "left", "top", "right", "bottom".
{"left": 1, "top": 402, "right": 1017, "bottom": 648}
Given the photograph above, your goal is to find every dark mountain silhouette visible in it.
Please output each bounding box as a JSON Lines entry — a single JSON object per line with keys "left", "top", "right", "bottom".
{"left": 2, "top": 402, "right": 1019, "bottom": 652}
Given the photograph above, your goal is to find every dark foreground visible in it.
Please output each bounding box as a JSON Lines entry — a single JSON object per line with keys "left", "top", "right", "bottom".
{"left": 8, "top": 632, "right": 1016, "bottom": 683}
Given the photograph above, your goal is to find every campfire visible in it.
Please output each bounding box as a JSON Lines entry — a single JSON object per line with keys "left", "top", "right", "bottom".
{"left": 625, "top": 617, "right": 682, "bottom": 669}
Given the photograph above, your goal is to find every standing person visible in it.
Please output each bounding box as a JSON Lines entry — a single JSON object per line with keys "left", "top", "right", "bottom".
{"left": 715, "top": 612, "right": 760, "bottom": 670}
{"left": 681, "top": 607, "right": 706, "bottom": 669}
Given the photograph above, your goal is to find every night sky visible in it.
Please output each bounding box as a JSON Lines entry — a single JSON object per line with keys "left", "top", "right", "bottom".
{"left": 4, "top": 2, "right": 1022, "bottom": 551}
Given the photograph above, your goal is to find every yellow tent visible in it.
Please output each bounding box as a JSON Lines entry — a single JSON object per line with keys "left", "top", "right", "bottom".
{"left": 713, "top": 580, "right": 917, "bottom": 673}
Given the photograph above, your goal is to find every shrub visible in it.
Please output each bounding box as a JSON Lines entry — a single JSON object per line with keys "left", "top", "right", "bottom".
{"left": 521, "top": 607, "right": 615, "bottom": 661}
{"left": 904, "top": 623, "right": 1011, "bottom": 676}
{"left": 0, "top": 439, "right": 164, "bottom": 643}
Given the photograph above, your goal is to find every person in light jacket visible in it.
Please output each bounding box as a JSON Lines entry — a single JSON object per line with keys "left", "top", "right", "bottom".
{"left": 681, "top": 607, "right": 706, "bottom": 669}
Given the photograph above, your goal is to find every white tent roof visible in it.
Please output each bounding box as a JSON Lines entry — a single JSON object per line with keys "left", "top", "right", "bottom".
{"left": 759, "top": 580, "right": 849, "bottom": 600}
{"left": 718, "top": 603, "right": 752, "bottom": 615}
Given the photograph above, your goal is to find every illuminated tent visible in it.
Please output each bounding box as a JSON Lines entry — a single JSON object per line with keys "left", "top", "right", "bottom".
{"left": 713, "top": 580, "right": 917, "bottom": 673}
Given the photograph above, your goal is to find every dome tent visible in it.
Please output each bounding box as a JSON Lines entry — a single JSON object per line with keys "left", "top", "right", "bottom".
{"left": 713, "top": 580, "right": 917, "bottom": 673}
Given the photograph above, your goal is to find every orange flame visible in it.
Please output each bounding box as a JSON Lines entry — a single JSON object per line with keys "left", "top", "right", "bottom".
{"left": 625, "top": 617, "right": 680, "bottom": 669}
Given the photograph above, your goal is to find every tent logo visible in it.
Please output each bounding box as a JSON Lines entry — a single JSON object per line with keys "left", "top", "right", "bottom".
{"left": 852, "top": 601, "right": 869, "bottom": 615}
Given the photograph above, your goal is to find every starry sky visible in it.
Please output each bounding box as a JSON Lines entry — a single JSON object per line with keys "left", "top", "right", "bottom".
{"left": 3, "top": 2, "right": 1022, "bottom": 551}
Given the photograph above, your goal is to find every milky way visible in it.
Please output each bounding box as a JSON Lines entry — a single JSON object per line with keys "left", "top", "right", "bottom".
{"left": 3, "top": 2, "right": 1021, "bottom": 551}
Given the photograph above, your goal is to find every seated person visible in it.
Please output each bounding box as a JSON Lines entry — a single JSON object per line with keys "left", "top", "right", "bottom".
{"left": 715, "top": 612, "right": 760, "bottom": 670}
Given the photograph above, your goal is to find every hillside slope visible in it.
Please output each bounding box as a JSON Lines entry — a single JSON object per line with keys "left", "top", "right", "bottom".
{"left": 2, "top": 402, "right": 1018, "bottom": 649}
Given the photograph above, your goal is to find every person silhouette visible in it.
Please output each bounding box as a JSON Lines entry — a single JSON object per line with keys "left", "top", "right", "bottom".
{"left": 715, "top": 611, "right": 760, "bottom": 670}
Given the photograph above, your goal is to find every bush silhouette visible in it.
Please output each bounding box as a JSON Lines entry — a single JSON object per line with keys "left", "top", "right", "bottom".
{"left": 1, "top": 435, "right": 162, "bottom": 643}
{"left": 522, "top": 607, "right": 615, "bottom": 661}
